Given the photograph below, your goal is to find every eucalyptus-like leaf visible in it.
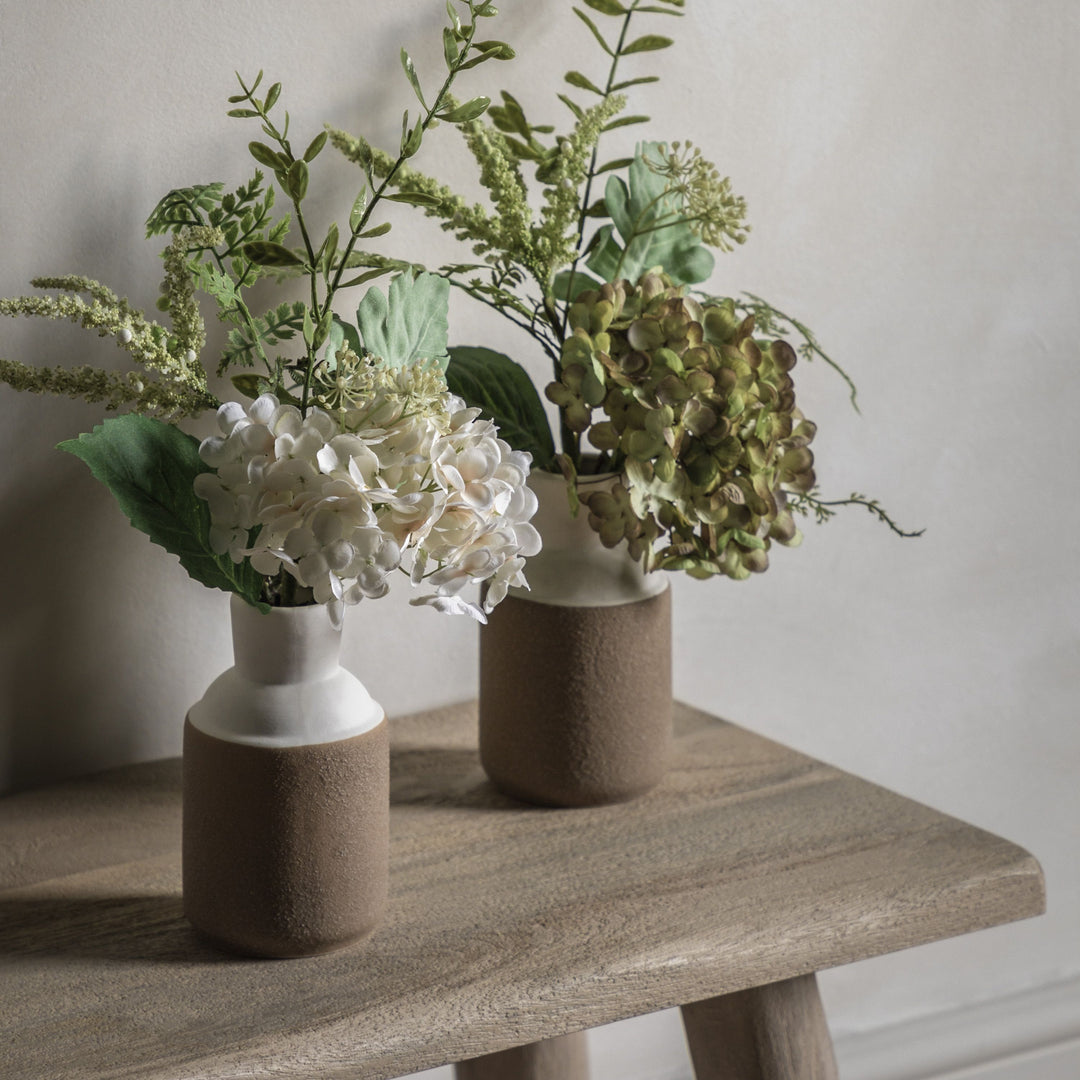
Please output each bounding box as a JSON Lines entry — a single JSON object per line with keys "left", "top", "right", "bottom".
{"left": 582, "top": 0, "right": 627, "bottom": 14}
{"left": 572, "top": 7, "right": 614, "bottom": 56}
{"left": 338, "top": 267, "right": 394, "bottom": 289}
{"left": 565, "top": 70, "right": 604, "bottom": 95}
{"left": 400, "top": 48, "right": 427, "bottom": 109}
{"left": 558, "top": 94, "right": 584, "bottom": 120}
{"left": 231, "top": 372, "right": 268, "bottom": 400}
{"left": 445, "top": 0, "right": 462, "bottom": 35}
{"left": 458, "top": 44, "right": 514, "bottom": 70}
{"left": 264, "top": 82, "right": 282, "bottom": 112}
{"left": 243, "top": 240, "right": 305, "bottom": 268}
{"left": 312, "top": 308, "right": 333, "bottom": 351}
{"left": 400, "top": 112, "right": 423, "bottom": 158}
{"left": 303, "top": 131, "right": 328, "bottom": 162}
{"left": 437, "top": 96, "right": 491, "bottom": 123}
{"left": 249, "top": 141, "right": 285, "bottom": 171}
{"left": 621, "top": 34, "right": 674, "bottom": 54}
{"left": 227, "top": 108, "right": 260, "bottom": 119}
{"left": 302, "top": 305, "right": 315, "bottom": 346}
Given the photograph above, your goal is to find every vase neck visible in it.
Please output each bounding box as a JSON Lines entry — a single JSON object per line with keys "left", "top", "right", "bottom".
{"left": 230, "top": 596, "right": 341, "bottom": 684}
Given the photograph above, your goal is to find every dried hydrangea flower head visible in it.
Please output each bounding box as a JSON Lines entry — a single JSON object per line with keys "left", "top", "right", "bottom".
{"left": 547, "top": 271, "right": 817, "bottom": 580}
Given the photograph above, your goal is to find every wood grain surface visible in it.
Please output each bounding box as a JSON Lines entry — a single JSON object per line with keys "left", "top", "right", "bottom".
{"left": 0, "top": 702, "right": 1044, "bottom": 1080}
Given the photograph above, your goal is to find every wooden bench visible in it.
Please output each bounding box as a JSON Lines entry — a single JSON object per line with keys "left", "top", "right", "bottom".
{"left": 0, "top": 702, "right": 1044, "bottom": 1079}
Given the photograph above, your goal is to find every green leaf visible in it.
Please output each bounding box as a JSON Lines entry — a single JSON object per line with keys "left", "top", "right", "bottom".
{"left": 286, "top": 159, "right": 309, "bottom": 201}
{"left": 558, "top": 93, "right": 585, "bottom": 120}
{"left": 264, "top": 82, "right": 282, "bottom": 112}
{"left": 565, "top": 70, "right": 604, "bottom": 95}
{"left": 400, "top": 48, "right": 427, "bottom": 109}
{"left": 57, "top": 415, "right": 267, "bottom": 609}
{"left": 400, "top": 111, "right": 423, "bottom": 158}
{"left": 227, "top": 108, "right": 260, "bottom": 119}
{"left": 602, "top": 114, "right": 650, "bottom": 131}
{"left": 437, "top": 96, "right": 492, "bottom": 123}
{"left": 248, "top": 141, "right": 284, "bottom": 170}
{"left": 552, "top": 269, "right": 604, "bottom": 302}
{"left": 358, "top": 221, "right": 392, "bottom": 238}
{"left": 446, "top": 347, "right": 556, "bottom": 466}
{"left": 621, "top": 34, "right": 674, "bottom": 54}
{"left": 595, "top": 156, "right": 634, "bottom": 175}
{"left": 349, "top": 187, "right": 369, "bottom": 233}
{"left": 573, "top": 7, "right": 614, "bottom": 55}
{"left": 443, "top": 26, "right": 459, "bottom": 67}
{"left": 582, "top": 0, "right": 627, "bottom": 13}
{"left": 243, "top": 240, "right": 305, "bottom": 268}
{"left": 231, "top": 372, "right": 269, "bottom": 400}
{"left": 384, "top": 190, "right": 443, "bottom": 207}
{"left": 585, "top": 141, "right": 714, "bottom": 285}
{"left": 611, "top": 76, "right": 661, "bottom": 91}
{"left": 303, "top": 131, "right": 328, "bottom": 162}
{"left": 355, "top": 271, "right": 450, "bottom": 371}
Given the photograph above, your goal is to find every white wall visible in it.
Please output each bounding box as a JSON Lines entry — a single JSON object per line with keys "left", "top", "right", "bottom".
{"left": 1, "top": 2, "right": 1076, "bottom": 1076}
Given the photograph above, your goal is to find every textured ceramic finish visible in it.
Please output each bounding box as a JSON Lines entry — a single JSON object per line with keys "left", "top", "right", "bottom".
{"left": 182, "top": 598, "right": 389, "bottom": 957}
{"left": 182, "top": 718, "right": 389, "bottom": 958}
{"left": 188, "top": 596, "right": 383, "bottom": 748}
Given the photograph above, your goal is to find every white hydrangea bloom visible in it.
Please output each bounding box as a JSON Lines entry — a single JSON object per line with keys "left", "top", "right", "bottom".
{"left": 195, "top": 367, "right": 540, "bottom": 623}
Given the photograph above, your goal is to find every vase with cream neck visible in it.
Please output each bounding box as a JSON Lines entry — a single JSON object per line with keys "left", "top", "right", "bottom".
{"left": 182, "top": 595, "right": 388, "bottom": 958}
{"left": 479, "top": 469, "right": 672, "bottom": 807}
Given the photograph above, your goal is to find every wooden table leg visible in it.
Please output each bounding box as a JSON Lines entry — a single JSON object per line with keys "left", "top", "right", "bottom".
{"left": 681, "top": 974, "right": 838, "bottom": 1080}
{"left": 454, "top": 1030, "right": 589, "bottom": 1080}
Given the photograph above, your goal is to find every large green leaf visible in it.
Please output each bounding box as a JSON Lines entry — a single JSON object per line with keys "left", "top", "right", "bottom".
{"left": 57, "top": 414, "right": 267, "bottom": 609}
{"left": 446, "top": 346, "right": 556, "bottom": 468}
{"left": 585, "top": 141, "right": 714, "bottom": 285}
{"left": 355, "top": 270, "right": 450, "bottom": 371}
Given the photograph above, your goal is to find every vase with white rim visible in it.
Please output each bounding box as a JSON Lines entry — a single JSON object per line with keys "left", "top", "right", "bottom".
{"left": 183, "top": 595, "right": 389, "bottom": 958}
{"left": 479, "top": 466, "right": 673, "bottom": 808}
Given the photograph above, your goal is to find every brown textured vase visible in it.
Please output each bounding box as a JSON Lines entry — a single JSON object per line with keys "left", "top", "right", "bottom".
{"left": 182, "top": 597, "right": 388, "bottom": 958}
{"left": 479, "top": 470, "right": 672, "bottom": 807}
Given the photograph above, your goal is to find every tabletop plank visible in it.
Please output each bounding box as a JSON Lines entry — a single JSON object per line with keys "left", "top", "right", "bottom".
{"left": 0, "top": 702, "right": 1044, "bottom": 1080}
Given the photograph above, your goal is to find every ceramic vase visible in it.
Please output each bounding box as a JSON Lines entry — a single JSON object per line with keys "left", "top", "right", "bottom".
{"left": 182, "top": 595, "right": 388, "bottom": 958}
{"left": 479, "top": 469, "right": 672, "bottom": 807}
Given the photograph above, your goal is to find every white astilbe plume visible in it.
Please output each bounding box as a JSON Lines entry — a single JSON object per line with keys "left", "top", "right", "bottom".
{"left": 194, "top": 369, "right": 540, "bottom": 625}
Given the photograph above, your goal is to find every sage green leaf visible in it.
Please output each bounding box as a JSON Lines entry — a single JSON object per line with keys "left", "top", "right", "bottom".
{"left": 602, "top": 114, "right": 650, "bottom": 132}
{"left": 339, "top": 267, "right": 394, "bottom": 289}
{"left": 582, "top": 0, "right": 627, "bottom": 13}
{"left": 565, "top": 70, "right": 604, "bottom": 95}
{"left": 358, "top": 221, "right": 392, "bottom": 238}
{"left": 57, "top": 415, "right": 267, "bottom": 609}
{"left": 303, "top": 131, "right": 328, "bottom": 162}
{"left": 446, "top": 347, "right": 555, "bottom": 466}
{"left": 438, "top": 96, "right": 492, "bottom": 123}
{"left": 355, "top": 271, "right": 450, "bottom": 371}
{"left": 611, "top": 76, "right": 661, "bottom": 91}
{"left": 558, "top": 93, "right": 585, "bottom": 120}
{"left": 443, "top": 26, "right": 459, "bottom": 67}
{"left": 596, "top": 156, "right": 634, "bottom": 175}
{"left": 264, "top": 82, "right": 282, "bottom": 112}
{"left": 572, "top": 7, "right": 614, "bottom": 56}
{"left": 231, "top": 372, "right": 268, "bottom": 399}
{"left": 585, "top": 142, "right": 714, "bottom": 285}
{"left": 384, "top": 191, "right": 442, "bottom": 207}
{"left": 286, "top": 160, "right": 309, "bottom": 201}
{"left": 400, "top": 48, "right": 427, "bottom": 109}
{"left": 248, "top": 141, "right": 284, "bottom": 171}
{"left": 349, "top": 187, "right": 369, "bottom": 233}
{"left": 243, "top": 240, "right": 305, "bottom": 268}
{"left": 227, "top": 108, "right": 260, "bottom": 119}
{"left": 621, "top": 34, "right": 674, "bottom": 54}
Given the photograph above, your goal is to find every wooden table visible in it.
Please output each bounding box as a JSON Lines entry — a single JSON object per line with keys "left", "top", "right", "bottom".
{"left": 0, "top": 702, "right": 1044, "bottom": 1080}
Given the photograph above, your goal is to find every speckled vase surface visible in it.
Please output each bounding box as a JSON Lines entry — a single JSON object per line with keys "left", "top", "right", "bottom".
{"left": 182, "top": 596, "right": 388, "bottom": 958}
{"left": 479, "top": 470, "right": 672, "bottom": 807}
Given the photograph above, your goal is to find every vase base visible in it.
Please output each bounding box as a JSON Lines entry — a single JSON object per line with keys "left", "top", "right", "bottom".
{"left": 182, "top": 717, "right": 389, "bottom": 959}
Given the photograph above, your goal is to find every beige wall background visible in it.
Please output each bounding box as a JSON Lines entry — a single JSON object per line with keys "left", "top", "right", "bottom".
{"left": 1, "top": 2, "right": 1077, "bottom": 1075}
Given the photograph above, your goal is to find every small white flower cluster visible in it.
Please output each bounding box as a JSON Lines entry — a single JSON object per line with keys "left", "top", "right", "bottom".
{"left": 194, "top": 384, "right": 540, "bottom": 624}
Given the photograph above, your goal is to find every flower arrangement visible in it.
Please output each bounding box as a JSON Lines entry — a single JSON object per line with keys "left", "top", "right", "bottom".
{"left": 325, "top": 0, "right": 920, "bottom": 578}
{"left": 0, "top": 1, "right": 540, "bottom": 623}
